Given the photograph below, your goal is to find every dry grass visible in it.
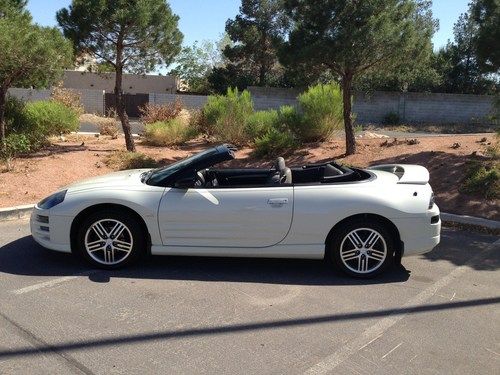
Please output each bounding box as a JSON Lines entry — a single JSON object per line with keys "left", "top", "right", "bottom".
{"left": 103, "top": 151, "right": 159, "bottom": 170}
{"left": 139, "top": 100, "right": 183, "bottom": 125}
{"left": 80, "top": 114, "right": 119, "bottom": 138}
{"left": 143, "top": 117, "right": 197, "bottom": 146}
{"left": 51, "top": 83, "right": 84, "bottom": 115}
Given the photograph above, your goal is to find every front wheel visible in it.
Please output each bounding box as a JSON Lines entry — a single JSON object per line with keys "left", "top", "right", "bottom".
{"left": 328, "top": 220, "right": 394, "bottom": 278}
{"left": 76, "top": 209, "right": 146, "bottom": 269}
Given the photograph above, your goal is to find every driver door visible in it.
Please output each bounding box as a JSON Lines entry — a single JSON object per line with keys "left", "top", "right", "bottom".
{"left": 157, "top": 186, "right": 293, "bottom": 248}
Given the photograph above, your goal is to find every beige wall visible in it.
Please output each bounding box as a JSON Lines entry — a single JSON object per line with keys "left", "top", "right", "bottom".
{"left": 62, "top": 70, "right": 178, "bottom": 94}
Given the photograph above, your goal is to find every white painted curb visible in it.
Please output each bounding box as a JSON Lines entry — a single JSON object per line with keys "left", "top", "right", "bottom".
{"left": 0, "top": 204, "right": 35, "bottom": 221}
{"left": 440, "top": 212, "right": 500, "bottom": 231}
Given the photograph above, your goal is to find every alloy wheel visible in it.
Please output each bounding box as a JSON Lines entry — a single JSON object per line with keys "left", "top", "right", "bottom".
{"left": 339, "top": 228, "right": 387, "bottom": 274}
{"left": 84, "top": 219, "right": 134, "bottom": 266}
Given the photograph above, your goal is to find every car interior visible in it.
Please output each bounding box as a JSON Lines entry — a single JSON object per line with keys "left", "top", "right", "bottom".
{"left": 194, "top": 157, "right": 372, "bottom": 188}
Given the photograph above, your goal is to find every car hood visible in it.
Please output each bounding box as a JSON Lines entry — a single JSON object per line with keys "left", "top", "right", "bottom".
{"left": 64, "top": 169, "right": 151, "bottom": 192}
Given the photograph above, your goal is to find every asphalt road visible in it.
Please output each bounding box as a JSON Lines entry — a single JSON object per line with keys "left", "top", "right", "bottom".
{"left": 0, "top": 218, "right": 498, "bottom": 374}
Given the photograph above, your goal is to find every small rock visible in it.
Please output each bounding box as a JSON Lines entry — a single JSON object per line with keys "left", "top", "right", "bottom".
{"left": 451, "top": 142, "right": 461, "bottom": 149}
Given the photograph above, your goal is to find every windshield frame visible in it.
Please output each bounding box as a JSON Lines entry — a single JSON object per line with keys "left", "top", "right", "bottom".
{"left": 145, "top": 145, "right": 235, "bottom": 187}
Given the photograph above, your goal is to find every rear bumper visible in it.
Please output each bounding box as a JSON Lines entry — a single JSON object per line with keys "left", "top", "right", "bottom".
{"left": 397, "top": 205, "right": 441, "bottom": 257}
{"left": 30, "top": 206, "right": 72, "bottom": 253}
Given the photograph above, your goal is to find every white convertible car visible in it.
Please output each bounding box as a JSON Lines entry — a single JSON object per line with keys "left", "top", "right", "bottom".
{"left": 31, "top": 144, "right": 441, "bottom": 278}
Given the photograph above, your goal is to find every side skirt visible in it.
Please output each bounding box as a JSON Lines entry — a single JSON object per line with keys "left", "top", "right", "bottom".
{"left": 150, "top": 244, "right": 325, "bottom": 259}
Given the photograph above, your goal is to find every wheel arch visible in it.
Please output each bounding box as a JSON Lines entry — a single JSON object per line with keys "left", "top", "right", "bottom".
{"left": 325, "top": 213, "right": 403, "bottom": 261}
{"left": 70, "top": 203, "right": 151, "bottom": 254}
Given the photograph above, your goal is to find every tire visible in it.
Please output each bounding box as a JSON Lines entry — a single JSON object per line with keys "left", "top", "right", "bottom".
{"left": 75, "top": 209, "right": 146, "bottom": 269}
{"left": 328, "top": 219, "right": 394, "bottom": 278}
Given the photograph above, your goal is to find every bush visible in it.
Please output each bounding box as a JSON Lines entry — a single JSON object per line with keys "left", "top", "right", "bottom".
{"left": 104, "top": 151, "right": 159, "bottom": 170}
{"left": 296, "top": 83, "right": 343, "bottom": 142}
{"left": 0, "top": 133, "right": 32, "bottom": 162}
{"left": 383, "top": 111, "right": 400, "bottom": 125}
{"left": 4, "top": 98, "right": 78, "bottom": 152}
{"left": 140, "top": 100, "right": 183, "bottom": 125}
{"left": 98, "top": 119, "right": 119, "bottom": 138}
{"left": 245, "top": 110, "right": 279, "bottom": 139}
{"left": 143, "top": 118, "right": 196, "bottom": 146}
{"left": 24, "top": 100, "right": 79, "bottom": 136}
{"left": 461, "top": 161, "right": 499, "bottom": 199}
{"left": 202, "top": 87, "right": 254, "bottom": 144}
{"left": 4, "top": 96, "right": 29, "bottom": 133}
{"left": 51, "top": 83, "right": 84, "bottom": 115}
{"left": 277, "top": 105, "right": 303, "bottom": 130}
{"left": 254, "top": 127, "right": 298, "bottom": 157}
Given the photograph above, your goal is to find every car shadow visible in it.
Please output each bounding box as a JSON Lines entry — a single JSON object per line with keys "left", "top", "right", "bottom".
{"left": 0, "top": 236, "right": 411, "bottom": 286}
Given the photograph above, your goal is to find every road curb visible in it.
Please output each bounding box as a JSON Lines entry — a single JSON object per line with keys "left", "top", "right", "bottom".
{"left": 0, "top": 204, "right": 35, "bottom": 221}
{"left": 441, "top": 213, "right": 500, "bottom": 236}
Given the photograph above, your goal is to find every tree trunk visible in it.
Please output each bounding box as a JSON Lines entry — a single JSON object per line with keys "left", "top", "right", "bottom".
{"left": 0, "top": 88, "right": 7, "bottom": 151}
{"left": 259, "top": 63, "right": 266, "bottom": 87}
{"left": 341, "top": 74, "right": 356, "bottom": 156}
{"left": 115, "top": 44, "right": 135, "bottom": 152}
{"left": 258, "top": 32, "right": 268, "bottom": 86}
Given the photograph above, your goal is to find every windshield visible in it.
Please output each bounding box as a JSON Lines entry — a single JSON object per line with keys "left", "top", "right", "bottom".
{"left": 146, "top": 147, "right": 219, "bottom": 185}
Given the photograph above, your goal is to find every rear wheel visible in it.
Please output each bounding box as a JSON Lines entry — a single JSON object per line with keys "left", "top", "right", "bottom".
{"left": 328, "top": 220, "right": 394, "bottom": 278}
{"left": 76, "top": 209, "right": 145, "bottom": 269}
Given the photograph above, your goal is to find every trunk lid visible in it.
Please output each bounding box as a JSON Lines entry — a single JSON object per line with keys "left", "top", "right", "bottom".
{"left": 368, "top": 164, "right": 430, "bottom": 185}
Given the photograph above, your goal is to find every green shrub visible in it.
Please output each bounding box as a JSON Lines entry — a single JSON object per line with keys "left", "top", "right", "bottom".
{"left": 296, "top": 83, "right": 343, "bottom": 142}
{"left": 24, "top": 100, "right": 79, "bottom": 137}
{"left": 104, "top": 151, "right": 160, "bottom": 170}
{"left": 0, "top": 133, "right": 32, "bottom": 161}
{"left": 245, "top": 110, "right": 279, "bottom": 139}
{"left": 461, "top": 161, "right": 499, "bottom": 199}
{"left": 254, "top": 127, "right": 298, "bottom": 157}
{"left": 4, "top": 96, "right": 28, "bottom": 133}
{"left": 276, "top": 105, "right": 303, "bottom": 131}
{"left": 143, "top": 118, "right": 197, "bottom": 146}
{"left": 202, "top": 87, "right": 254, "bottom": 144}
{"left": 383, "top": 111, "right": 400, "bottom": 125}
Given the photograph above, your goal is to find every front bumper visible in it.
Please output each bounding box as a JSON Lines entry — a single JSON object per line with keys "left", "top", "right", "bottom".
{"left": 397, "top": 204, "right": 441, "bottom": 257}
{"left": 30, "top": 206, "right": 72, "bottom": 253}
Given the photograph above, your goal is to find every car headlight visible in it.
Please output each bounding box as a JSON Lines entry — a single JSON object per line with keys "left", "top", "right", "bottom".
{"left": 37, "top": 190, "right": 67, "bottom": 209}
{"left": 428, "top": 192, "right": 434, "bottom": 209}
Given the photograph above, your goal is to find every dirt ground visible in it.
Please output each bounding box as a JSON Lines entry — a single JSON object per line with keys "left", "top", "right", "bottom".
{"left": 0, "top": 132, "right": 498, "bottom": 220}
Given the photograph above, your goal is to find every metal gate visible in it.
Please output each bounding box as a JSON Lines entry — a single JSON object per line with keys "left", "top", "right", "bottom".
{"left": 104, "top": 93, "right": 149, "bottom": 118}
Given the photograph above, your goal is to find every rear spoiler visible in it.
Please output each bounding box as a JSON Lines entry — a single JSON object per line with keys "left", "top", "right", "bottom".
{"left": 368, "top": 164, "right": 430, "bottom": 185}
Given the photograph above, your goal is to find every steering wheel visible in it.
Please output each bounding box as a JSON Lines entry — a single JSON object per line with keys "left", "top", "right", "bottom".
{"left": 194, "top": 171, "right": 205, "bottom": 187}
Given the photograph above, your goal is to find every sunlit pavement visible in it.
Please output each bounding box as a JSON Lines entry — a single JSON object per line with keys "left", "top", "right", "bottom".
{"left": 0, "top": 218, "right": 498, "bottom": 374}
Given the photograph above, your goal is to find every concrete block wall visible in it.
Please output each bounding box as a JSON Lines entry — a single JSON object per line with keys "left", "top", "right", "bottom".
{"left": 149, "top": 93, "right": 208, "bottom": 109}
{"left": 149, "top": 92, "right": 297, "bottom": 111}
{"left": 349, "top": 91, "right": 495, "bottom": 125}
{"left": 74, "top": 88, "right": 105, "bottom": 114}
{"left": 402, "top": 92, "right": 494, "bottom": 124}
{"left": 8, "top": 87, "right": 105, "bottom": 115}
{"left": 8, "top": 88, "right": 52, "bottom": 102}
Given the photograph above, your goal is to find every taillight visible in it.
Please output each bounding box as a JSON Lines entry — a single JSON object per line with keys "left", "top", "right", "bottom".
{"left": 428, "top": 193, "right": 434, "bottom": 209}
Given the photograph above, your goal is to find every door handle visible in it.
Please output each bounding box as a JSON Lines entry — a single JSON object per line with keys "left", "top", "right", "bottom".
{"left": 267, "top": 198, "right": 289, "bottom": 205}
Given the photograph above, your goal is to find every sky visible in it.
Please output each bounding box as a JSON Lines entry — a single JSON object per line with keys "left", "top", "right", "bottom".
{"left": 27, "top": 0, "right": 469, "bottom": 49}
